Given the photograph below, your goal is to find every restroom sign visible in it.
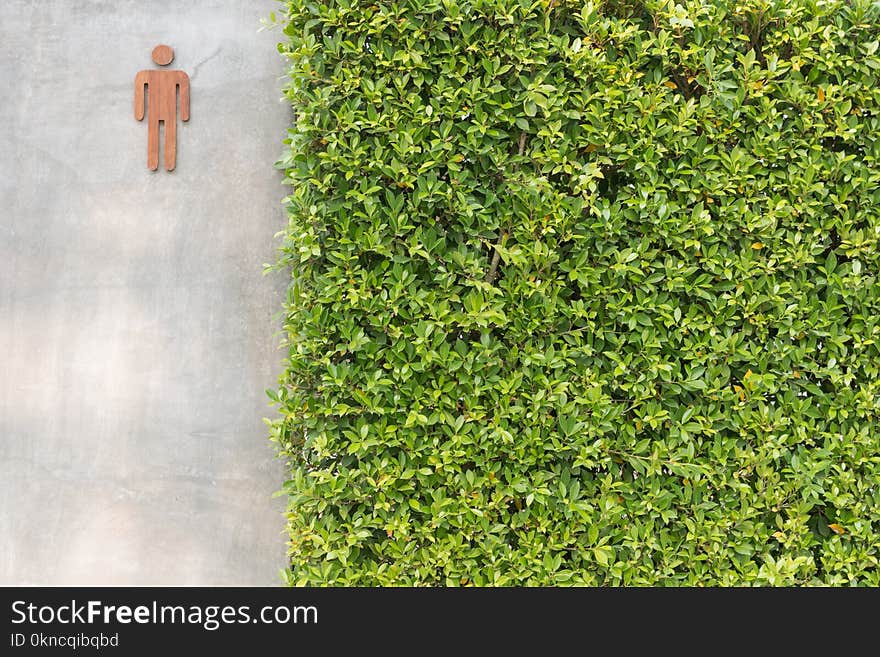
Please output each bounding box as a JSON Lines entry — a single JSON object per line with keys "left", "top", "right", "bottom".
{"left": 135, "top": 45, "right": 190, "bottom": 171}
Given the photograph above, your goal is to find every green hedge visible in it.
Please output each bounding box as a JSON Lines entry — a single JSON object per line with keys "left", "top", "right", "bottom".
{"left": 270, "top": 0, "right": 880, "bottom": 585}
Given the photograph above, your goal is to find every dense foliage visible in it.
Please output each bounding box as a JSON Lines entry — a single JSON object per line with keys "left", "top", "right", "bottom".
{"left": 270, "top": 0, "right": 880, "bottom": 585}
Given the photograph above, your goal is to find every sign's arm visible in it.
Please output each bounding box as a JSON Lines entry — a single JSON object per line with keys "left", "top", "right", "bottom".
{"left": 134, "top": 71, "right": 147, "bottom": 121}
{"left": 178, "top": 72, "right": 190, "bottom": 122}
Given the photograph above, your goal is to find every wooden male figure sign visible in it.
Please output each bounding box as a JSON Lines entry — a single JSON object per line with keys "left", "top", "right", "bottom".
{"left": 135, "top": 45, "right": 190, "bottom": 171}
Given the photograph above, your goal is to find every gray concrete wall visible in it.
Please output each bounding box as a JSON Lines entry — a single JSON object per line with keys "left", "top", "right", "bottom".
{"left": 0, "top": 0, "right": 289, "bottom": 584}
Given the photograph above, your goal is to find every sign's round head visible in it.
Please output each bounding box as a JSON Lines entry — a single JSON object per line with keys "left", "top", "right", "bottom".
{"left": 151, "top": 44, "right": 174, "bottom": 66}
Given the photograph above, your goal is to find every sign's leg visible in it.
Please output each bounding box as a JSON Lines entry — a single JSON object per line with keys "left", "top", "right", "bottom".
{"left": 164, "top": 118, "right": 177, "bottom": 172}
{"left": 148, "top": 117, "right": 160, "bottom": 171}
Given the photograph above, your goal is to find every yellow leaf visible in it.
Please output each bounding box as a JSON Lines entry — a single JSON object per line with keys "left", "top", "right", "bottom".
{"left": 663, "top": 80, "right": 677, "bottom": 89}
{"left": 828, "top": 523, "right": 845, "bottom": 535}
{"left": 744, "top": 369, "right": 753, "bottom": 379}
{"left": 751, "top": 242, "right": 764, "bottom": 249}
{"left": 817, "top": 87, "right": 825, "bottom": 102}
{"left": 773, "top": 531, "right": 785, "bottom": 541}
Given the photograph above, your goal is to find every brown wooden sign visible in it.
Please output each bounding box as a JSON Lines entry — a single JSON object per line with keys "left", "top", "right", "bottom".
{"left": 135, "top": 45, "right": 190, "bottom": 171}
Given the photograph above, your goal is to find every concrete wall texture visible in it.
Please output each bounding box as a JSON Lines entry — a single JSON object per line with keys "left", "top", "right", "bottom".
{"left": 0, "top": 0, "right": 289, "bottom": 584}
